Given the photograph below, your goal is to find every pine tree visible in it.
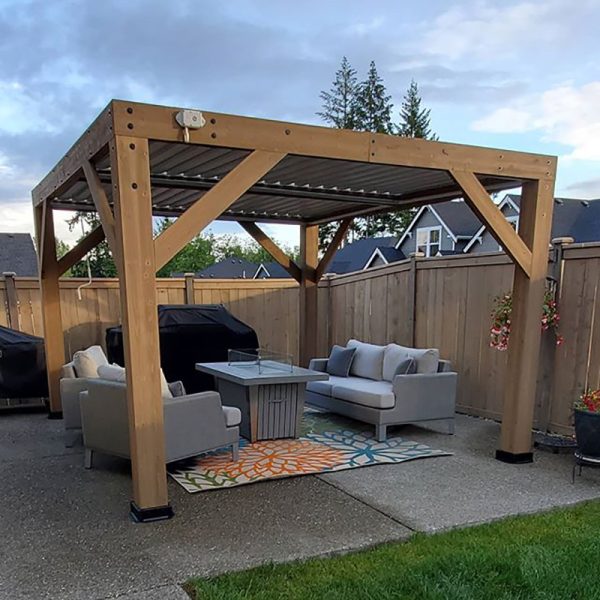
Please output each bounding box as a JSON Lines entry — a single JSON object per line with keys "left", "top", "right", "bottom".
{"left": 397, "top": 80, "right": 438, "bottom": 140}
{"left": 317, "top": 56, "right": 359, "bottom": 130}
{"left": 354, "top": 61, "right": 393, "bottom": 134}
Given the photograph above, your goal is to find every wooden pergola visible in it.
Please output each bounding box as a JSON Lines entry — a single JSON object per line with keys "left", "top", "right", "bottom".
{"left": 32, "top": 100, "right": 557, "bottom": 521}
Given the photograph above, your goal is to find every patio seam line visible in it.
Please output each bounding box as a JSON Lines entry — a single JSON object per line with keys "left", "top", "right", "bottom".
{"left": 314, "top": 474, "right": 418, "bottom": 533}
{"left": 92, "top": 570, "right": 186, "bottom": 600}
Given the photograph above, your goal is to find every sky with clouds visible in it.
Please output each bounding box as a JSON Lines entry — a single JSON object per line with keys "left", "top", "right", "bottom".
{"left": 1, "top": 0, "right": 599, "bottom": 248}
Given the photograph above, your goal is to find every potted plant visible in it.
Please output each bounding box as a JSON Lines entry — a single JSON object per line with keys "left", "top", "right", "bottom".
{"left": 574, "top": 389, "right": 600, "bottom": 457}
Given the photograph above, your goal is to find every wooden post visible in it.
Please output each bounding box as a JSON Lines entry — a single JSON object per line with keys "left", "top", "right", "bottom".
{"left": 497, "top": 180, "right": 555, "bottom": 463}
{"left": 110, "top": 135, "right": 172, "bottom": 522}
{"left": 184, "top": 273, "right": 195, "bottom": 304}
{"left": 407, "top": 252, "right": 424, "bottom": 347}
{"left": 299, "top": 224, "right": 318, "bottom": 367}
{"left": 35, "top": 204, "right": 66, "bottom": 416}
{"left": 3, "top": 272, "right": 19, "bottom": 330}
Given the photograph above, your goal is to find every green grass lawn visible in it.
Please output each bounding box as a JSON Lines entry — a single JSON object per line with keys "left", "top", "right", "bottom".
{"left": 185, "top": 500, "right": 600, "bottom": 600}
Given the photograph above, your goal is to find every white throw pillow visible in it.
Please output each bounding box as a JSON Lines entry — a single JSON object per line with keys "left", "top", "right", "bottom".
{"left": 72, "top": 345, "right": 109, "bottom": 378}
{"left": 383, "top": 343, "right": 439, "bottom": 378}
{"left": 97, "top": 363, "right": 126, "bottom": 383}
{"left": 346, "top": 339, "right": 385, "bottom": 381}
{"left": 97, "top": 363, "right": 173, "bottom": 399}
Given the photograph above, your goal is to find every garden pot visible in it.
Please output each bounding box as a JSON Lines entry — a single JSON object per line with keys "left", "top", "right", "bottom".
{"left": 574, "top": 409, "right": 600, "bottom": 457}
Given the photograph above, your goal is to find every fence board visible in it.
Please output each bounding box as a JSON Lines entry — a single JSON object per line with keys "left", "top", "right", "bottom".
{"left": 3, "top": 245, "right": 600, "bottom": 433}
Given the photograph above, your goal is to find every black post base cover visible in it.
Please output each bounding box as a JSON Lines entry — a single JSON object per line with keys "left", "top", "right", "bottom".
{"left": 495, "top": 449, "right": 534, "bottom": 464}
{"left": 130, "top": 501, "right": 174, "bottom": 523}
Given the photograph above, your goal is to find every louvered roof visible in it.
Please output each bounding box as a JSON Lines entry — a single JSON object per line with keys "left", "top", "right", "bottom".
{"left": 49, "top": 139, "right": 523, "bottom": 224}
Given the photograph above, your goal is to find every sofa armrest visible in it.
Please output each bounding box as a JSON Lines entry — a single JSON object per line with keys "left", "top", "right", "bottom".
{"left": 392, "top": 372, "right": 457, "bottom": 421}
{"left": 309, "top": 358, "right": 329, "bottom": 373}
{"left": 80, "top": 381, "right": 130, "bottom": 458}
{"left": 163, "top": 391, "right": 234, "bottom": 461}
{"left": 61, "top": 377, "right": 94, "bottom": 430}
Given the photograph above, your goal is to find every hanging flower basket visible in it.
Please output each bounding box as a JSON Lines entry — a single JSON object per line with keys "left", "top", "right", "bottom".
{"left": 490, "top": 288, "right": 564, "bottom": 351}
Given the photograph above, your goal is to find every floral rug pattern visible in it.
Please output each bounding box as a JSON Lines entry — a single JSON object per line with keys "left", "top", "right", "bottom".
{"left": 168, "top": 409, "right": 451, "bottom": 493}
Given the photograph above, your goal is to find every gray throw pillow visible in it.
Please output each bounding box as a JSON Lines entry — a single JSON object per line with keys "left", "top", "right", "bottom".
{"left": 326, "top": 345, "right": 356, "bottom": 377}
{"left": 394, "top": 357, "right": 417, "bottom": 377}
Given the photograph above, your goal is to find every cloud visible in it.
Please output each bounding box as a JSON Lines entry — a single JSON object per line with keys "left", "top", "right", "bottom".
{"left": 565, "top": 177, "right": 600, "bottom": 198}
{"left": 420, "top": 0, "right": 594, "bottom": 63}
{"left": 472, "top": 82, "right": 600, "bottom": 161}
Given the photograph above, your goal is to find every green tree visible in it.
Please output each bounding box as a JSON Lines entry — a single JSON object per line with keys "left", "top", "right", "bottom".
{"left": 317, "top": 56, "right": 359, "bottom": 130}
{"left": 155, "top": 218, "right": 216, "bottom": 277}
{"left": 67, "top": 212, "right": 117, "bottom": 277}
{"left": 354, "top": 61, "right": 393, "bottom": 134}
{"left": 397, "top": 79, "right": 438, "bottom": 140}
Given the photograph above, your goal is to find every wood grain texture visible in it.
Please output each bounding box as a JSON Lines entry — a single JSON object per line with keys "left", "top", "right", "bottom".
{"left": 110, "top": 135, "right": 168, "bottom": 510}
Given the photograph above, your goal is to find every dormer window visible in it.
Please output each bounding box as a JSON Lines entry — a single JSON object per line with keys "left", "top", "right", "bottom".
{"left": 416, "top": 226, "right": 441, "bottom": 257}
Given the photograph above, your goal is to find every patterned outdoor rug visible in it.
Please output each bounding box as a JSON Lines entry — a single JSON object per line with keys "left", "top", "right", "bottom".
{"left": 168, "top": 408, "right": 451, "bottom": 493}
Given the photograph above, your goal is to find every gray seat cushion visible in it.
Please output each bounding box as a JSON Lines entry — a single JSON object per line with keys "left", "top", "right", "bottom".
{"left": 346, "top": 339, "right": 385, "bottom": 381}
{"left": 307, "top": 380, "right": 334, "bottom": 396}
{"left": 331, "top": 378, "right": 395, "bottom": 409}
{"left": 222, "top": 406, "right": 241, "bottom": 427}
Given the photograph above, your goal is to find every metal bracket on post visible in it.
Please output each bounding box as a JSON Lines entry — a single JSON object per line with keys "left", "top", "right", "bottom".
{"left": 2, "top": 272, "right": 19, "bottom": 330}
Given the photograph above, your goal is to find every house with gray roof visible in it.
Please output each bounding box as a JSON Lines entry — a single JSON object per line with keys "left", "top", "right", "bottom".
{"left": 366, "top": 194, "right": 600, "bottom": 269}
{"left": 0, "top": 233, "right": 38, "bottom": 277}
{"left": 464, "top": 194, "right": 600, "bottom": 252}
{"left": 196, "top": 257, "right": 259, "bottom": 279}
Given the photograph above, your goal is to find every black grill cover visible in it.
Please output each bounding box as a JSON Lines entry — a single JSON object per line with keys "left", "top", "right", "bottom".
{"left": 106, "top": 304, "right": 259, "bottom": 393}
{"left": 0, "top": 326, "right": 48, "bottom": 398}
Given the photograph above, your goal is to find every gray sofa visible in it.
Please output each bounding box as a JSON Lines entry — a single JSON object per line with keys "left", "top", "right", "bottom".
{"left": 306, "top": 339, "right": 457, "bottom": 441}
{"left": 80, "top": 378, "right": 241, "bottom": 469}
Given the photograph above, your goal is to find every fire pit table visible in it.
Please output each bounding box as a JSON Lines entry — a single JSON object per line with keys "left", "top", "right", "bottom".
{"left": 196, "top": 350, "right": 327, "bottom": 442}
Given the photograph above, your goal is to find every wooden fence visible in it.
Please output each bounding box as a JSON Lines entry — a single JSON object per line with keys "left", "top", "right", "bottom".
{"left": 0, "top": 276, "right": 299, "bottom": 363}
{"left": 2, "top": 242, "right": 600, "bottom": 433}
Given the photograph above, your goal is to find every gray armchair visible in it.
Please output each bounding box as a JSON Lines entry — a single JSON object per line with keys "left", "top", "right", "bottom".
{"left": 60, "top": 361, "right": 186, "bottom": 447}
{"left": 80, "top": 379, "right": 240, "bottom": 469}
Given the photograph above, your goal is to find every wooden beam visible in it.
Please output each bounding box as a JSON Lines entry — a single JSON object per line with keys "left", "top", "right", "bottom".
{"left": 315, "top": 218, "right": 353, "bottom": 282}
{"left": 35, "top": 203, "right": 65, "bottom": 415}
{"left": 154, "top": 150, "right": 286, "bottom": 271}
{"left": 112, "top": 100, "right": 556, "bottom": 181}
{"left": 82, "top": 160, "right": 118, "bottom": 260}
{"left": 497, "top": 179, "right": 555, "bottom": 461}
{"left": 56, "top": 226, "right": 105, "bottom": 276}
{"left": 32, "top": 105, "right": 113, "bottom": 206}
{"left": 299, "top": 224, "right": 319, "bottom": 366}
{"left": 238, "top": 221, "right": 302, "bottom": 282}
{"left": 110, "top": 134, "right": 171, "bottom": 519}
{"left": 450, "top": 170, "right": 532, "bottom": 277}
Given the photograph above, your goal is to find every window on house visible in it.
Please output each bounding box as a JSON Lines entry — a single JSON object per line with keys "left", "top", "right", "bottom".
{"left": 498, "top": 216, "right": 519, "bottom": 250}
{"left": 416, "top": 226, "right": 441, "bottom": 257}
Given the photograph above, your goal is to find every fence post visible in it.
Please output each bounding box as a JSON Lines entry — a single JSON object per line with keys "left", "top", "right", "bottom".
{"left": 184, "top": 272, "right": 195, "bottom": 304}
{"left": 535, "top": 237, "right": 574, "bottom": 432}
{"left": 2, "top": 272, "right": 19, "bottom": 330}
{"left": 407, "top": 252, "right": 423, "bottom": 347}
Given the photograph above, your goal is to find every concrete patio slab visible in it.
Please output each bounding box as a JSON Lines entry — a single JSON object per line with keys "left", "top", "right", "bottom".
{"left": 1, "top": 411, "right": 599, "bottom": 599}
{"left": 320, "top": 414, "right": 600, "bottom": 532}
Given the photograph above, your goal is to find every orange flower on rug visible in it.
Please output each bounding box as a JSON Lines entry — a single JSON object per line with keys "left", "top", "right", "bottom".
{"left": 196, "top": 439, "right": 347, "bottom": 480}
